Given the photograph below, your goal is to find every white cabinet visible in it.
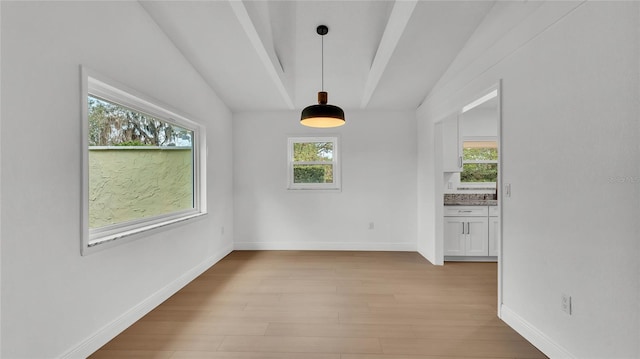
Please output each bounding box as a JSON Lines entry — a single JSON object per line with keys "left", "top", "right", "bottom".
{"left": 444, "top": 216, "right": 489, "bottom": 256}
{"left": 444, "top": 206, "right": 488, "bottom": 217}
{"left": 466, "top": 217, "right": 489, "bottom": 256}
{"left": 443, "top": 217, "right": 466, "bottom": 256}
{"left": 441, "top": 113, "right": 462, "bottom": 172}
{"left": 444, "top": 205, "right": 496, "bottom": 258}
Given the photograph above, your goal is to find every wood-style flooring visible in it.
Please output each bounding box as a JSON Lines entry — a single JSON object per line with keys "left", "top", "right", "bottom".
{"left": 89, "top": 251, "right": 547, "bottom": 359}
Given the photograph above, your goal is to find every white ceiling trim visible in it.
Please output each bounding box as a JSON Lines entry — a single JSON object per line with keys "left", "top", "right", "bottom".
{"left": 229, "top": 0, "right": 295, "bottom": 109}
{"left": 360, "top": 0, "right": 418, "bottom": 109}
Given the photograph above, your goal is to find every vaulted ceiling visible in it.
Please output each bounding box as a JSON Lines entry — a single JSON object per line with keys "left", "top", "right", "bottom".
{"left": 140, "top": 1, "right": 495, "bottom": 112}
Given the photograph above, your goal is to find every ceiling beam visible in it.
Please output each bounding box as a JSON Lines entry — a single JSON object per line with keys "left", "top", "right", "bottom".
{"left": 360, "top": 0, "right": 418, "bottom": 109}
{"left": 229, "top": 0, "right": 295, "bottom": 109}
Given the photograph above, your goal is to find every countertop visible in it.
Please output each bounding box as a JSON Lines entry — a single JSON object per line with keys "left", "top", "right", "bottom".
{"left": 444, "top": 193, "right": 497, "bottom": 206}
{"left": 444, "top": 200, "right": 498, "bottom": 206}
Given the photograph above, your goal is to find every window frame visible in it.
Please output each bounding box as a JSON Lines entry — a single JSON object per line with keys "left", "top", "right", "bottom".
{"left": 287, "top": 136, "right": 341, "bottom": 191}
{"left": 80, "top": 67, "right": 207, "bottom": 255}
{"left": 460, "top": 136, "right": 498, "bottom": 187}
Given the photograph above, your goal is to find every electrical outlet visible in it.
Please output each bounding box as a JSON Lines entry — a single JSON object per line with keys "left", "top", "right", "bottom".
{"left": 505, "top": 183, "right": 512, "bottom": 198}
{"left": 561, "top": 294, "right": 572, "bottom": 315}
{"left": 447, "top": 182, "right": 453, "bottom": 189}
{"left": 368, "top": 222, "right": 374, "bottom": 230}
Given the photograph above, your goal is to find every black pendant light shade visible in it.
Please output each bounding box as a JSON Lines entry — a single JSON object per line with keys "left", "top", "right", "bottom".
{"left": 300, "top": 25, "right": 345, "bottom": 128}
{"left": 300, "top": 91, "right": 345, "bottom": 128}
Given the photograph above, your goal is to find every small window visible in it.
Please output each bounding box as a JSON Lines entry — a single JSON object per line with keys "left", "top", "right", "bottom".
{"left": 461, "top": 140, "right": 498, "bottom": 183}
{"left": 81, "top": 68, "right": 206, "bottom": 254}
{"left": 287, "top": 136, "right": 340, "bottom": 190}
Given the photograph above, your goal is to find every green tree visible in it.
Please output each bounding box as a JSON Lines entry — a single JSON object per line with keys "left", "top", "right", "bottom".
{"left": 461, "top": 147, "right": 498, "bottom": 182}
{"left": 294, "top": 166, "right": 326, "bottom": 183}
{"left": 461, "top": 163, "right": 498, "bottom": 182}
{"left": 462, "top": 147, "right": 498, "bottom": 161}
{"left": 88, "top": 96, "right": 191, "bottom": 147}
{"left": 292, "top": 142, "right": 333, "bottom": 183}
{"left": 293, "top": 142, "right": 333, "bottom": 161}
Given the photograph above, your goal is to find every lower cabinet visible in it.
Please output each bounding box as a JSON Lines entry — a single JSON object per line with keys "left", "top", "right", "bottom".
{"left": 443, "top": 216, "right": 488, "bottom": 256}
{"left": 443, "top": 217, "right": 465, "bottom": 256}
{"left": 444, "top": 205, "right": 497, "bottom": 257}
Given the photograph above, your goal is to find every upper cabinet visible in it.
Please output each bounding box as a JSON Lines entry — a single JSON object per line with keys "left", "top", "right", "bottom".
{"left": 441, "top": 113, "right": 463, "bottom": 172}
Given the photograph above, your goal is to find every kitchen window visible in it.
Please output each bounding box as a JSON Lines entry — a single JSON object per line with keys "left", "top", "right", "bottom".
{"left": 81, "top": 67, "right": 206, "bottom": 254}
{"left": 287, "top": 136, "right": 340, "bottom": 190}
{"left": 460, "top": 139, "right": 498, "bottom": 184}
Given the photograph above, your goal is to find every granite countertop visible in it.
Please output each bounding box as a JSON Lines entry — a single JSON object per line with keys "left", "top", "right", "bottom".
{"left": 444, "top": 193, "right": 498, "bottom": 206}
{"left": 444, "top": 199, "right": 498, "bottom": 206}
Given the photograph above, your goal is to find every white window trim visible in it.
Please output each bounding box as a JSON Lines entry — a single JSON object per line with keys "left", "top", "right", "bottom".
{"left": 80, "top": 66, "right": 207, "bottom": 255}
{"left": 461, "top": 136, "right": 498, "bottom": 187}
{"left": 287, "top": 136, "right": 341, "bottom": 191}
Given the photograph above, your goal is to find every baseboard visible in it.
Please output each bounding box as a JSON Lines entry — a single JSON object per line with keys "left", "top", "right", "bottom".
{"left": 500, "top": 304, "right": 575, "bottom": 359}
{"left": 416, "top": 248, "right": 443, "bottom": 265}
{"left": 444, "top": 255, "right": 497, "bottom": 262}
{"left": 416, "top": 247, "right": 433, "bottom": 264}
{"left": 234, "top": 241, "right": 416, "bottom": 251}
{"left": 60, "top": 242, "right": 233, "bottom": 359}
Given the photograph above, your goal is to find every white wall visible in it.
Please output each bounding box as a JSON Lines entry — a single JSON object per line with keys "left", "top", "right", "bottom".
{"left": 233, "top": 111, "right": 417, "bottom": 251}
{"left": 461, "top": 107, "right": 498, "bottom": 138}
{"left": 417, "top": 2, "right": 639, "bottom": 358}
{"left": 0, "top": 1, "right": 3, "bottom": 354}
{"left": 1, "top": 2, "right": 233, "bottom": 357}
{"left": 0, "top": 1, "right": 3, "bottom": 353}
{"left": 416, "top": 113, "right": 437, "bottom": 263}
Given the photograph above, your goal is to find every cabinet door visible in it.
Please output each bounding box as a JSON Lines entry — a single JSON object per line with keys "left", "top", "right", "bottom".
{"left": 441, "top": 113, "right": 462, "bottom": 172}
{"left": 488, "top": 216, "right": 499, "bottom": 256}
{"left": 466, "top": 217, "right": 489, "bottom": 256}
{"left": 443, "top": 217, "right": 466, "bottom": 255}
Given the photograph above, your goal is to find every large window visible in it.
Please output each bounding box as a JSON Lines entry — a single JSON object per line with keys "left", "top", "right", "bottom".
{"left": 287, "top": 136, "right": 340, "bottom": 190}
{"left": 460, "top": 139, "right": 498, "bottom": 184}
{"left": 81, "top": 68, "right": 206, "bottom": 254}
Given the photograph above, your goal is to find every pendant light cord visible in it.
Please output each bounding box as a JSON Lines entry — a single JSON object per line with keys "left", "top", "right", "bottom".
{"left": 321, "top": 34, "right": 324, "bottom": 91}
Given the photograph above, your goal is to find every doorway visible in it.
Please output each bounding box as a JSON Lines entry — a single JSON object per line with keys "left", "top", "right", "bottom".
{"left": 435, "top": 82, "right": 503, "bottom": 313}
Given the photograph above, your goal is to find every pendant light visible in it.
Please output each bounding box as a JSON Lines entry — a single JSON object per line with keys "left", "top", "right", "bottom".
{"left": 300, "top": 25, "right": 345, "bottom": 128}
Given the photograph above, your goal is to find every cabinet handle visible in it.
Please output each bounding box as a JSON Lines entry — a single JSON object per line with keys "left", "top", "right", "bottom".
{"left": 461, "top": 222, "right": 465, "bottom": 234}
{"left": 458, "top": 156, "right": 463, "bottom": 168}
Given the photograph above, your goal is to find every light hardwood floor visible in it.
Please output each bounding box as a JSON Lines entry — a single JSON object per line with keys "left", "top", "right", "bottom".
{"left": 90, "top": 251, "right": 547, "bottom": 359}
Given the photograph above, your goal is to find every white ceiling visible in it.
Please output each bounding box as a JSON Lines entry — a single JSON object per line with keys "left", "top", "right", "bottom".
{"left": 140, "top": 0, "right": 495, "bottom": 112}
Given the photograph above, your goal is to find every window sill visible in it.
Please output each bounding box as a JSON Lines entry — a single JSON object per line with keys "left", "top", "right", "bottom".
{"left": 82, "top": 211, "right": 207, "bottom": 255}
{"left": 287, "top": 186, "right": 342, "bottom": 192}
